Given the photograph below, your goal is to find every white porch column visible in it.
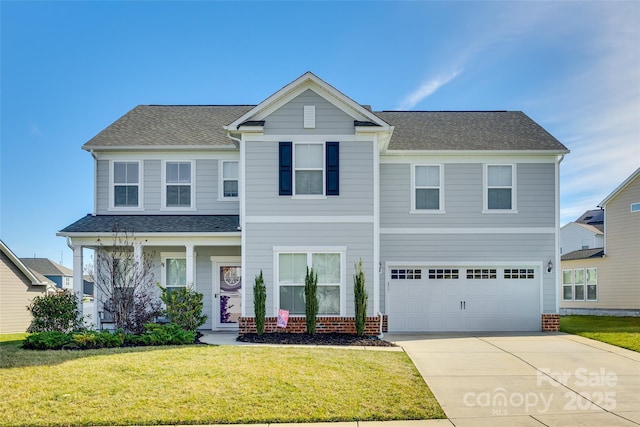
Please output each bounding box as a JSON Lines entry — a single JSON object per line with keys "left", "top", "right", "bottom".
{"left": 133, "top": 242, "right": 143, "bottom": 276}
{"left": 185, "top": 244, "right": 195, "bottom": 287}
{"left": 72, "top": 244, "right": 84, "bottom": 318}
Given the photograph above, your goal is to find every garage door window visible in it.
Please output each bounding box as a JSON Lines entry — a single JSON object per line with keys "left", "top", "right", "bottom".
{"left": 504, "top": 269, "right": 535, "bottom": 279}
{"left": 428, "top": 269, "right": 459, "bottom": 279}
{"left": 391, "top": 269, "right": 422, "bottom": 280}
{"left": 466, "top": 269, "right": 497, "bottom": 279}
{"left": 277, "top": 250, "right": 344, "bottom": 316}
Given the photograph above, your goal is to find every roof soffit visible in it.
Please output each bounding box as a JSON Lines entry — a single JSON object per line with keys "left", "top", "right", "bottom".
{"left": 225, "top": 72, "right": 391, "bottom": 131}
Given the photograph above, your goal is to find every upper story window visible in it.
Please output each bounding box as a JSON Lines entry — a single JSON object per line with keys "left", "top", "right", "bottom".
{"left": 631, "top": 202, "right": 640, "bottom": 213}
{"left": 279, "top": 141, "right": 339, "bottom": 197}
{"left": 112, "top": 161, "right": 141, "bottom": 209}
{"left": 220, "top": 161, "right": 239, "bottom": 199}
{"left": 485, "top": 164, "right": 516, "bottom": 212}
{"left": 163, "top": 161, "right": 194, "bottom": 209}
{"left": 412, "top": 165, "right": 443, "bottom": 212}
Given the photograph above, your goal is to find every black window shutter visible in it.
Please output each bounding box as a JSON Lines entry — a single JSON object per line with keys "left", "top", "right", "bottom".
{"left": 279, "top": 142, "right": 293, "bottom": 196}
{"left": 326, "top": 141, "right": 339, "bottom": 196}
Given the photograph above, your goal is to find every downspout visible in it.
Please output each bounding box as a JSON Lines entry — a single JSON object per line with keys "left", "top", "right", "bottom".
{"left": 378, "top": 310, "right": 384, "bottom": 339}
{"left": 89, "top": 150, "right": 98, "bottom": 215}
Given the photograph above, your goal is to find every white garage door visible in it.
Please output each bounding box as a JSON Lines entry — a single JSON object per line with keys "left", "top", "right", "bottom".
{"left": 388, "top": 266, "right": 540, "bottom": 332}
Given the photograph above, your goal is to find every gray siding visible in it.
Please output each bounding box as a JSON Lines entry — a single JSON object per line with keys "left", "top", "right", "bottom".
{"left": 95, "top": 158, "right": 239, "bottom": 215}
{"left": 243, "top": 222, "right": 375, "bottom": 317}
{"left": 263, "top": 89, "right": 355, "bottom": 135}
{"left": 380, "top": 162, "right": 556, "bottom": 228}
{"left": 245, "top": 140, "right": 374, "bottom": 216}
{"left": 379, "top": 233, "right": 557, "bottom": 313}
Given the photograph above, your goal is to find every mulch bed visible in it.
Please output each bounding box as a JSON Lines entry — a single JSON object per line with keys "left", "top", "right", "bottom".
{"left": 236, "top": 332, "right": 396, "bottom": 347}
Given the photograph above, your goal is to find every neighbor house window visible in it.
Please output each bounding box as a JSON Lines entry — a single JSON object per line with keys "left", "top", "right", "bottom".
{"left": 162, "top": 253, "right": 187, "bottom": 293}
{"left": 486, "top": 165, "right": 515, "bottom": 211}
{"left": 164, "top": 161, "right": 193, "bottom": 208}
{"left": 562, "top": 268, "right": 597, "bottom": 301}
{"left": 413, "top": 165, "right": 442, "bottom": 211}
{"left": 276, "top": 249, "right": 344, "bottom": 316}
{"left": 631, "top": 202, "right": 640, "bottom": 213}
{"left": 220, "top": 160, "right": 239, "bottom": 199}
{"left": 112, "top": 161, "right": 140, "bottom": 208}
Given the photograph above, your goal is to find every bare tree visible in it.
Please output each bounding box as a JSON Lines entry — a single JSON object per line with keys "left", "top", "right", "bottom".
{"left": 91, "top": 227, "right": 162, "bottom": 334}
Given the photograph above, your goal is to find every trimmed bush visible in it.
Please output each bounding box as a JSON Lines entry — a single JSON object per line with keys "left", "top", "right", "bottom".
{"left": 354, "top": 259, "right": 368, "bottom": 336}
{"left": 254, "top": 271, "right": 267, "bottom": 335}
{"left": 159, "top": 286, "right": 207, "bottom": 332}
{"left": 304, "top": 267, "right": 318, "bottom": 335}
{"left": 22, "top": 331, "right": 74, "bottom": 350}
{"left": 27, "top": 292, "right": 83, "bottom": 333}
{"left": 140, "top": 323, "right": 196, "bottom": 346}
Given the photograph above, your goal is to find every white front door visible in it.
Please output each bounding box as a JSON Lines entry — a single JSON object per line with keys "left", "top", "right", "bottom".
{"left": 212, "top": 257, "right": 242, "bottom": 330}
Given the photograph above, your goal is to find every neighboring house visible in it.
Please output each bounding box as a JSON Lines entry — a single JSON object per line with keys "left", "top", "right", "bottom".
{"left": 560, "top": 209, "right": 604, "bottom": 255}
{"left": 58, "top": 72, "right": 569, "bottom": 332}
{"left": 20, "top": 258, "right": 74, "bottom": 291}
{"left": 0, "top": 240, "right": 55, "bottom": 333}
{"left": 561, "top": 168, "right": 640, "bottom": 316}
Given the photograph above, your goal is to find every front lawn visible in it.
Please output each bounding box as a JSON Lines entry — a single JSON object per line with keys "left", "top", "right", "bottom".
{"left": 560, "top": 315, "right": 640, "bottom": 352}
{"left": 0, "top": 335, "right": 444, "bottom": 426}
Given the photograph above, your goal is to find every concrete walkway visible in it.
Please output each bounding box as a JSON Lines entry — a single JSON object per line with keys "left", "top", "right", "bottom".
{"left": 199, "top": 331, "right": 640, "bottom": 426}
{"left": 386, "top": 332, "right": 640, "bottom": 426}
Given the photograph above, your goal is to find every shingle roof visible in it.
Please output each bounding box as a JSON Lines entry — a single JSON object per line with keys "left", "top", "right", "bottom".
{"left": 376, "top": 111, "right": 568, "bottom": 151}
{"left": 59, "top": 215, "right": 240, "bottom": 234}
{"left": 20, "top": 258, "right": 73, "bottom": 277}
{"left": 561, "top": 248, "right": 605, "bottom": 261}
{"left": 82, "top": 105, "right": 567, "bottom": 153}
{"left": 83, "top": 105, "right": 254, "bottom": 149}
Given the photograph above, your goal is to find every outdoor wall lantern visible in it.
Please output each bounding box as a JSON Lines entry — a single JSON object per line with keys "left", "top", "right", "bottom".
{"left": 547, "top": 260, "right": 553, "bottom": 273}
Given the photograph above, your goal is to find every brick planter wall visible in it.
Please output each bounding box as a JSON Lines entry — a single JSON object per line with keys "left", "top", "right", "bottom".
{"left": 239, "top": 315, "right": 388, "bottom": 336}
{"left": 541, "top": 314, "right": 560, "bottom": 332}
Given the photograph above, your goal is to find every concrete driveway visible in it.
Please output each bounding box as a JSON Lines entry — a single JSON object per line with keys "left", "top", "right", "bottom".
{"left": 387, "top": 332, "right": 640, "bottom": 427}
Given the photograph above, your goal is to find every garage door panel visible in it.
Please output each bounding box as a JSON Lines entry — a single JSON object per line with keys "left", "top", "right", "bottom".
{"left": 389, "top": 266, "right": 540, "bottom": 332}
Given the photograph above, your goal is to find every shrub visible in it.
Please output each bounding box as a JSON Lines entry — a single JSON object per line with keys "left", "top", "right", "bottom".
{"left": 27, "top": 292, "right": 84, "bottom": 333}
{"left": 254, "top": 270, "right": 267, "bottom": 335}
{"left": 304, "top": 267, "right": 318, "bottom": 335}
{"left": 354, "top": 259, "right": 368, "bottom": 336}
{"left": 140, "top": 323, "right": 196, "bottom": 346}
{"left": 159, "top": 286, "right": 207, "bottom": 332}
{"left": 22, "top": 331, "right": 74, "bottom": 350}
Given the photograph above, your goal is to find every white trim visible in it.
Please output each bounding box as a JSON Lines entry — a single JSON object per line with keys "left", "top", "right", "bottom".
{"left": 293, "top": 142, "right": 325, "bottom": 196}
{"left": 246, "top": 216, "right": 374, "bottom": 223}
{"left": 94, "top": 151, "right": 239, "bottom": 160}
{"left": 411, "top": 164, "right": 444, "bottom": 213}
{"left": 380, "top": 227, "right": 556, "bottom": 234}
{"left": 109, "top": 160, "right": 143, "bottom": 211}
{"left": 161, "top": 160, "right": 196, "bottom": 211}
{"left": 483, "top": 163, "right": 517, "bottom": 213}
{"left": 272, "top": 247, "right": 347, "bottom": 317}
{"left": 372, "top": 137, "right": 380, "bottom": 316}
{"left": 239, "top": 133, "right": 247, "bottom": 317}
{"left": 161, "top": 252, "right": 187, "bottom": 290}
{"left": 244, "top": 134, "right": 377, "bottom": 143}
{"left": 382, "top": 150, "right": 568, "bottom": 158}
{"left": 599, "top": 167, "right": 640, "bottom": 207}
{"left": 218, "top": 160, "right": 239, "bottom": 201}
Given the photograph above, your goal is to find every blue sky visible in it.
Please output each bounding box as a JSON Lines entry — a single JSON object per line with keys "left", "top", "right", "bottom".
{"left": 1, "top": 1, "right": 638, "bottom": 268}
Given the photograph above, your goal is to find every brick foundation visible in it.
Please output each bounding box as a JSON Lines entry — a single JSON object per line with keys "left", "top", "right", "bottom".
{"left": 239, "top": 315, "right": 388, "bottom": 336}
{"left": 541, "top": 314, "right": 560, "bottom": 332}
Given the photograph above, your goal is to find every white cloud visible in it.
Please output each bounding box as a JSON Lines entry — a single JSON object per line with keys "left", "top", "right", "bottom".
{"left": 396, "top": 69, "right": 462, "bottom": 110}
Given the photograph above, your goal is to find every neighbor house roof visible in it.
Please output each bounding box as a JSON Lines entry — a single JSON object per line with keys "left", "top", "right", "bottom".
{"left": 561, "top": 248, "right": 605, "bottom": 261}
{"left": 21, "top": 258, "right": 73, "bottom": 277}
{"left": 59, "top": 215, "right": 240, "bottom": 234}
{"left": 83, "top": 107, "right": 568, "bottom": 153}
{"left": 599, "top": 167, "right": 640, "bottom": 207}
{"left": 575, "top": 209, "right": 604, "bottom": 232}
{"left": 376, "top": 111, "right": 568, "bottom": 152}
{"left": 83, "top": 105, "right": 254, "bottom": 149}
{"left": 0, "top": 240, "right": 51, "bottom": 286}
{"left": 573, "top": 222, "right": 604, "bottom": 235}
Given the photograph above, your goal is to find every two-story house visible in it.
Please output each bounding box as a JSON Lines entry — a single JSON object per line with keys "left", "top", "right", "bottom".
{"left": 561, "top": 168, "right": 640, "bottom": 316}
{"left": 58, "top": 72, "right": 569, "bottom": 332}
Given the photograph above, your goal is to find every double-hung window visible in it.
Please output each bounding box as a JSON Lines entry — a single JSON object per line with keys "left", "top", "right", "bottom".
{"left": 485, "top": 164, "right": 516, "bottom": 211}
{"left": 276, "top": 249, "right": 344, "bottom": 316}
{"left": 220, "top": 161, "right": 239, "bottom": 199}
{"left": 562, "top": 268, "right": 597, "bottom": 301}
{"left": 162, "top": 253, "right": 187, "bottom": 294}
{"left": 279, "top": 141, "right": 339, "bottom": 197}
{"left": 413, "top": 165, "right": 443, "bottom": 212}
{"left": 112, "top": 161, "right": 140, "bottom": 208}
{"left": 164, "top": 161, "right": 193, "bottom": 208}
{"left": 295, "top": 143, "right": 324, "bottom": 195}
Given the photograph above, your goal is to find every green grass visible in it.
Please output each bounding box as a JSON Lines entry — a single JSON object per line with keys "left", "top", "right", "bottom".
{"left": 0, "top": 336, "right": 444, "bottom": 426}
{"left": 560, "top": 315, "right": 640, "bottom": 352}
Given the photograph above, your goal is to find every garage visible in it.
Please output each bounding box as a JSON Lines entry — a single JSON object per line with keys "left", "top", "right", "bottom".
{"left": 387, "top": 265, "right": 541, "bottom": 332}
